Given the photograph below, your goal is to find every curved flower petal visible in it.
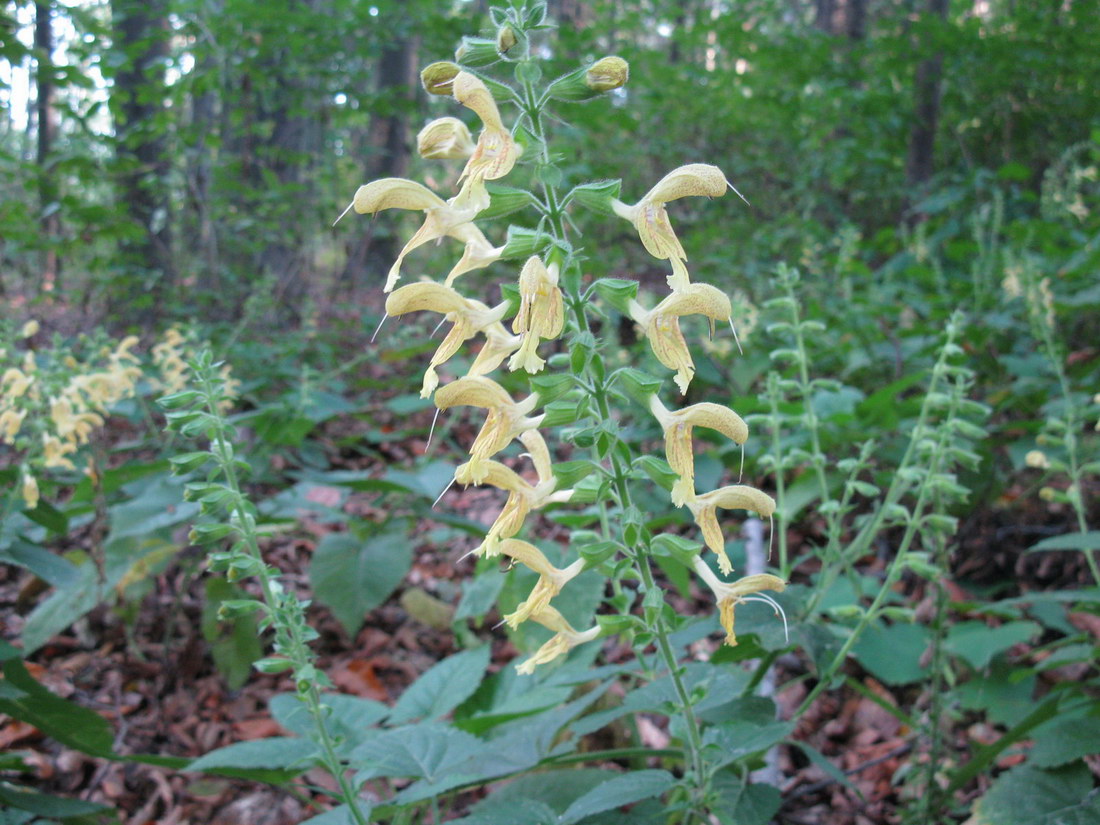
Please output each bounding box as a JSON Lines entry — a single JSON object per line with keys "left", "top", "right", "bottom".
{"left": 452, "top": 71, "right": 520, "bottom": 215}
{"left": 499, "top": 539, "right": 585, "bottom": 629}
{"left": 687, "top": 485, "right": 777, "bottom": 574}
{"left": 693, "top": 557, "right": 786, "bottom": 647}
{"left": 417, "top": 117, "right": 476, "bottom": 160}
{"left": 611, "top": 164, "right": 729, "bottom": 290}
{"left": 629, "top": 284, "right": 734, "bottom": 394}
{"left": 515, "top": 606, "right": 601, "bottom": 674}
{"left": 650, "top": 396, "right": 749, "bottom": 506}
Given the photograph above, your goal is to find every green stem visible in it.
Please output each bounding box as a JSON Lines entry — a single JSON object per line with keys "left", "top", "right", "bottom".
{"left": 197, "top": 368, "right": 370, "bottom": 825}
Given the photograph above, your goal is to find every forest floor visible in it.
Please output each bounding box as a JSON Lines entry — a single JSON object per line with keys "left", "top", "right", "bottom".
{"left": 2, "top": 363, "right": 1096, "bottom": 825}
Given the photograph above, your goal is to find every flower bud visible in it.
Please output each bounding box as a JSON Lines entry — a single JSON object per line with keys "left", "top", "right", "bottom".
{"left": 20, "top": 320, "right": 39, "bottom": 339}
{"left": 455, "top": 36, "right": 500, "bottom": 67}
{"left": 585, "top": 56, "right": 629, "bottom": 92}
{"left": 420, "top": 61, "right": 461, "bottom": 96}
{"left": 416, "top": 117, "right": 475, "bottom": 160}
{"left": 496, "top": 25, "right": 517, "bottom": 54}
{"left": 548, "top": 56, "right": 629, "bottom": 102}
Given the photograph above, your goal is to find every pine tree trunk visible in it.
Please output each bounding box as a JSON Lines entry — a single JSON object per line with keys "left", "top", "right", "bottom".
{"left": 905, "top": 0, "right": 949, "bottom": 194}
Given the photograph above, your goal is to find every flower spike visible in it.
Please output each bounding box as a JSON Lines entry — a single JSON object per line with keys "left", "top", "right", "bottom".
{"left": 687, "top": 485, "right": 776, "bottom": 575}
{"left": 628, "top": 283, "right": 734, "bottom": 394}
{"left": 612, "top": 164, "right": 729, "bottom": 290}
{"left": 649, "top": 395, "right": 748, "bottom": 506}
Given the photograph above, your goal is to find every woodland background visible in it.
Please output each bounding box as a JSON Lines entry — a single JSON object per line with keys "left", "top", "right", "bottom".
{"left": 2, "top": 1, "right": 1100, "bottom": 823}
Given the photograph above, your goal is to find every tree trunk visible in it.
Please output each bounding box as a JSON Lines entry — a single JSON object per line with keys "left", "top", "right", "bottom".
{"left": 846, "top": 0, "right": 867, "bottom": 40}
{"left": 109, "top": 0, "right": 173, "bottom": 320}
{"left": 35, "top": 0, "right": 60, "bottom": 294}
{"left": 905, "top": 0, "right": 949, "bottom": 195}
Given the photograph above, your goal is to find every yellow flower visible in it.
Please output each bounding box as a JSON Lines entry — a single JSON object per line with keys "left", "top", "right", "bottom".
{"left": 2, "top": 368, "right": 34, "bottom": 400}
{"left": 509, "top": 257, "right": 564, "bottom": 374}
{"left": 20, "top": 320, "right": 40, "bottom": 339}
{"left": 612, "top": 164, "right": 736, "bottom": 290}
{"left": 468, "top": 324, "right": 523, "bottom": 379}
{"left": 434, "top": 375, "right": 544, "bottom": 483}
{"left": 686, "top": 484, "right": 776, "bottom": 575}
{"left": 515, "top": 606, "right": 601, "bottom": 674}
{"left": 42, "top": 433, "right": 77, "bottom": 470}
{"left": 453, "top": 458, "right": 572, "bottom": 557}
{"left": 628, "top": 284, "right": 733, "bottom": 394}
{"left": 649, "top": 395, "right": 748, "bottom": 506}
{"left": 498, "top": 539, "right": 585, "bottom": 629}
{"left": 339, "top": 178, "right": 499, "bottom": 292}
{"left": 1025, "top": 450, "right": 1050, "bottom": 470}
{"left": 0, "top": 407, "right": 26, "bottom": 444}
{"left": 21, "top": 471, "right": 39, "bottom": 510}
{"left": 417, "top": 116, "right": 476, "bottom": 160}
{"left": 50, "top": 395, "right": 104, "bottom": 445}
{"left": 385, "top": 282, "right": 509, "bottom": 398}
{"left": 451, "top": 71, "right": 521, "bottom": 215}
{"left": 692, "top": 556, "right": 786, "bottom": 647}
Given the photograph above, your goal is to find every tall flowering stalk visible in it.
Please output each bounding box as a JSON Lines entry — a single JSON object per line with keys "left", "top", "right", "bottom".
{"left": 341, "top": 3, "right": 786, "bottom": 818}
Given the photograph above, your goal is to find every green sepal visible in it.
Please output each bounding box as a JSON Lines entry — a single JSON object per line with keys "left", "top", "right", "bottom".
{"left": 542, "top": 396, "right": 588, "bottom": 427}
{"left": 592, "top": 278, "right": 638, "bottom": 314}
{"left": 480, "top": 184, "right": 537, "bottom": 220}
{"left": 168, "top": 451, "right": 212, "bottom": 474}
{"left": 568, "top": 475, "right": 606, "bottom": 504}
{"left": 596, "top": 614, "right": 638, "bottom": 635}
{"left": 616, "top": 367, "right": 663, "bottom": 407}
{"left": 253, "top": 657, "right": 295, "bottom": 674}
{"left": 455, "top": 36, "right": 500, "bottom": 67}
{"left": 546, "top": 66, "right": 600, "bottom": 102}
{"left": 578, "top": 539, "right": 619, "bottom": 568}
{"left": 650, "top": 534, "right": 703, "bottom": 567}
{"left": 634, "top": 455, "right": 676, "bottom": 491}
{"left": 500, "top": 225, "right": 549, "bottom": 260}
{"left": 528, "top": 372, "right": 575, "bottom": 404}
{"left": 157, "top": 390, "right": 201, "bottom": 410}
{"left": 569, "top": 179, "right": 622, "bottom": 215}
{"left": 499, "top": 282, "right": 521, "bottom": 317}
{"left": 552, "top": 459, "right": 597, "bottom": 488}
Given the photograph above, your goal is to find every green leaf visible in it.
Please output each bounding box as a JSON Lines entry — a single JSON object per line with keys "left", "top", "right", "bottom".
{"left": 202, "top": 578, "right": 263, "bottom": 690}
{"left": 0, "top": 540, "right": 79, "bottom": 587}
{"left": 455, "top": 568, "right": 506, "bottom": 622}
{"left": 468, "top": 768, "right": 620, "bottom": 816}
{"left": 713, "top": 774, "right": 783, "bottom": 825}
{"left": 22, "top": 499, "right": 69, "bottom": 535}
{"left": 187, "top": 736, "right": 318, "bottom": 773}
{"left": 309, "top": 528, "right": 412, "bottom": 635}
{"left": 703, "top": 720, "right": 794, "bottom": 771}
{"left": 944, "top": 620, "right": 1041, "bottom": 670}
{"left": 350, "top": 723, "right": 485, "bottom": 783}
{"left": 0, "top": 657, "right": 114, "bottom": 758}
{"left": 298, "top": 803, "right": 370, "bottom": 825}
{"left": 448, "top": 799, "right": 558, "bottom": 825}
{"left": 968, "top": 763, "right": 1100, "bottom": 825}
{"left": 270, "top": 692, "right": 388, "bottom": 753}
{"left": 558, "top": 770, "right": 675, "bottom": 824}
{"left": 1030, "top": 531, "right": 1100, "bottom": 552}
{"left": 851, "top": 621, "right": 930, "bottom": 685}
{"left": 389, "top": 646, "right": 491, "bottom": 724}
{"left": 0, "top": 783, "right": 111, "bottom": 818}
{"left": 1029, "top": 716, "right": 1100, "bottom": 768}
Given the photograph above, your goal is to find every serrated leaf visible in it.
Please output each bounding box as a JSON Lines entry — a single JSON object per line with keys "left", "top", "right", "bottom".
{"left": 187, "top": 736, "right": 318, "bottom": 772}
{"left": 389, "top": 646, "right": 491, "bottom": 724}
{"left": 944, "top": 620, "right": 1041, "bottom": 670}
{"left": 1029, "top": 717, "right": 1100, "bottom": 768}
{"left": 558, "top": 770, "right": 675, "bottom": 824}
{"left": 851, "top": 621, "right": 930, "bottom": 685}
{"left": 712, "top": 774, "right": 783, "bottom": 825}
{"left": 350, "top": 723, "right": 485, "bottom": 783}
{"left": 270, "top": 692, "right": 388, "bottom": 752}
{"left": 309, "top": 529, "right": 412, "bottom": 634}
{"left": 968, "top": 763, "right": 1100, "bottom": 825}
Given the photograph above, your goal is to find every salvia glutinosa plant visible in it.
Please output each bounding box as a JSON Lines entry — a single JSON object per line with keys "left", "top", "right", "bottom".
{"left": 338, "top": 3, "right": 785, "bottom": 671}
